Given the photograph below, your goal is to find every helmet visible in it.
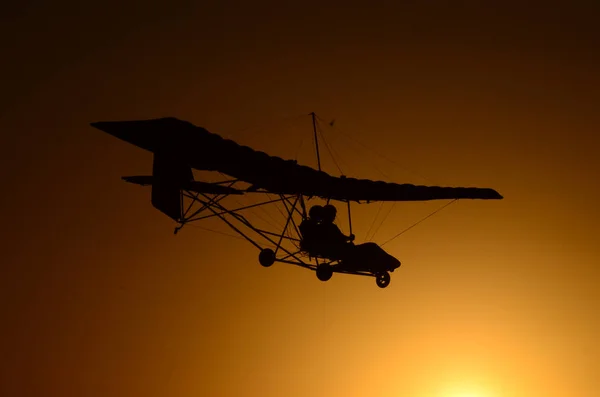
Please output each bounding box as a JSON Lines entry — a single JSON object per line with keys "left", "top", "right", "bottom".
{"left": 322, "top": 204, "right": 337, "bottom": 223}
{"left": 308, "top": 205, "right": 324, "bottom": 221}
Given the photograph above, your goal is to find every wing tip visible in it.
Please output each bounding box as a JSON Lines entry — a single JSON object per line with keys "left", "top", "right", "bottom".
{"left": 488, "top": 189, "right": 503, "bottom": 199}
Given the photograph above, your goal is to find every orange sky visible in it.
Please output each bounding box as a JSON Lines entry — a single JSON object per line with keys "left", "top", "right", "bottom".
{"left": 2, "top": 2, "right": 599, "bottom": 397}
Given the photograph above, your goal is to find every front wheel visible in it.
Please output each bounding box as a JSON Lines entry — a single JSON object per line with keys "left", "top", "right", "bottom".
{"left": 375, "top": 272, "right": 390, "bottom": 288}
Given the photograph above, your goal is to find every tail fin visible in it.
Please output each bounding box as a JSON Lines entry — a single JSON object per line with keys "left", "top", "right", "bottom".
{"left": 151, "top": 153, "right": 193, "bottom": 221}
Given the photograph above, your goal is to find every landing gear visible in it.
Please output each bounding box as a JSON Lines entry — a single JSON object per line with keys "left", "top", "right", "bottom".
{"left": 375, "top": 272, "right": 390, "bottom": 288}
{"left": 316, "top": 263, "right": 333, "bottom": 281}
{"left": 259, "top": 248, "right": 275, "bottom": 267}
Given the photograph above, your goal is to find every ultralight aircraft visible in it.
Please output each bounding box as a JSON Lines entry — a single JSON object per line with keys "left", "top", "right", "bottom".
{"left": 91, "top": 114, "right": 502, "bottom": 288}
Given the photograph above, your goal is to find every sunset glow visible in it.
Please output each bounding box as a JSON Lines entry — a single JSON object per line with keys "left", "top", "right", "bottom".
{"left": 2, "top": 2, "right": 598, "bottom": 397}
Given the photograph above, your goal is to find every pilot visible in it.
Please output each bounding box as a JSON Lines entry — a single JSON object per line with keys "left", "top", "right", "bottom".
{"left": 320, "top": 204, "right": 354, "bottom": 245}
{"left": 299, "top": 205, "right": 324, "bottom": 254}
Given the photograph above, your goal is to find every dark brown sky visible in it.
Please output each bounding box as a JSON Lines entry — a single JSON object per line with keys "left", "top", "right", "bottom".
{"left": 2, "top": 2, "right": 599, "bottom": 396}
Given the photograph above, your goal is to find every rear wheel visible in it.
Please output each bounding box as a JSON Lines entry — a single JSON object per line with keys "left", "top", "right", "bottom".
{"left": 316, "top": 263, "right": 333, "bottom": 281}
{"left": 375, "top": 272, "right": 390, "bottom": 288}
{"left": 259, "top": 249, "right": 275, "bottom": 267}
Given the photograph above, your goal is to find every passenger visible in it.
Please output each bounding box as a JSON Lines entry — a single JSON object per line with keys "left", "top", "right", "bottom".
{"left": 320, "top": 204, "right": 354, "bottom": 247}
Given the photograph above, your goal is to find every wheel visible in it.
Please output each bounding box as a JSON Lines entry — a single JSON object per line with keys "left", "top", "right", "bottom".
{"left": 375, "top": 272, "right": 390, "bottom": 288}
{"left": 316, "top": 263, "right": 333, "bottom": 281}
{"left": 259, "top": 248, "right": 275, "bottom": 267}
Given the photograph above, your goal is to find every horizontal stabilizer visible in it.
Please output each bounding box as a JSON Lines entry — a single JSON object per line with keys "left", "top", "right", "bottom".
{"left": 122, "top": 175, "right": 244, "bottom": 195}
{"left": 123, "top": 175, "right": 153, "bottom": 186}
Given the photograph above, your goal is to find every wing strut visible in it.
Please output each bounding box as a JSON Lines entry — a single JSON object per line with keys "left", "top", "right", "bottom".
{"left": 347, "top": 200, "right": 353, "bottom": 236}
{"left": 310, "top": 111, "right": 321, "bottom": 171}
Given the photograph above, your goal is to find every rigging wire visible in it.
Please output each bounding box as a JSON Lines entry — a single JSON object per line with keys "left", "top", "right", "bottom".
{"left": 280, "top": 197, "right": 303, "bottom": 248}
{"left": 216, "top": 172, "right": 283, "bottom": 230}
{"left": 315, "top": 114, "right": 436, "bottom": 185}
{"left": 244, "top": 198, "right": 284, "bottom": 231}
{"left": 237, "top": 190, "right": 285, "bottom": 231}
{"left": 315, "top": 119, "right": 345, "bottom": 175}
{"left": 314, "top": 113, "right": 394, "bottom": 242}
{"left": 313, "top": 113, "right": 455, "bottom": 245}
{"left": 364, "top": 201, "right": 384, "bottom": 242}
{"left": 265, "top": 192, "right": 292, "bottom": 230}
{"left": 315, "top": 114, "right": 392, "bottom": 180}
{"left": 254, "top": 201, "right": 285, "bottom": 230}
{"left": 185, "top": 222, "right": 247, "bottom": 241}
{"left": 368, "top": 202, "right": 396, "bottom": 242}
{"left": 380, "top": 199, "right": 459, "bottom": 247}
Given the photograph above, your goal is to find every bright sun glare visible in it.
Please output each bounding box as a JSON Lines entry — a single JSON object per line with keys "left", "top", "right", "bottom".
{"left": 442, "top": 392, "right": 487, "bottom": 397}
{"left": 440, "top": 384, "right": 491, "bottom": 397}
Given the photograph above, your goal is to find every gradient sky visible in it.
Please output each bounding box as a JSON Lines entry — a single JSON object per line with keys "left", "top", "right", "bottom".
{"left": 2, "top": 2, "right": 599, "bottom": 397}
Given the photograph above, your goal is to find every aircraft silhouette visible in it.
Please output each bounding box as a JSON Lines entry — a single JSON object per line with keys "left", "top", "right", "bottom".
{"left": 91, "top": 115, "right": 502, "bottom": 288}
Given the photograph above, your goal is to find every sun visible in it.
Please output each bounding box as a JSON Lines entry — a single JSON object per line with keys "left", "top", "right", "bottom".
{"left": 441, "top": 391, "right": 489, "bottom": 397}
{"left": 449, "top": 394, "right": 484, "bottom": 397}
{"left": 439, "top": 383, "right": 492, "bottom": 397}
